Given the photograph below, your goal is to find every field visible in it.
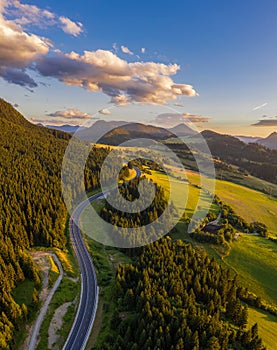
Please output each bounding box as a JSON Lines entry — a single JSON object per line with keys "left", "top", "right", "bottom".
{"left": 247, "top": 306, "right": 277, "bottom": 350}
{"left": 144, "top": 168, "right": 219, "bottom": 219}
{"left": 225, "top": 235, "right": 277, "bottom": 307}
{"left": 185, "top": 169, "right": 277, "bottom": 237}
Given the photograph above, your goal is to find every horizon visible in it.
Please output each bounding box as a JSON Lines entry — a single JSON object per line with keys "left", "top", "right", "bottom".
{"left": 0, "top": 0, "right": 277, "bottom": 137}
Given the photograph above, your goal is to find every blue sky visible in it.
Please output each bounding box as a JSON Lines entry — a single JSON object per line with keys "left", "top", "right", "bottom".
{"left": 1, "top": 0, "right": 277, "bottom": 136}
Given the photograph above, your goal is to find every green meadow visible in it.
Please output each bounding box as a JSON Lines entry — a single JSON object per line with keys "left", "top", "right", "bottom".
{"left": 247, "top": 307, "right": 277, "bottom": 350}
{"left": 185, "top": 169, "right": 277, "bottom": 237}
{"left": 225, "top": 235, "right": 277, "bottom": 308}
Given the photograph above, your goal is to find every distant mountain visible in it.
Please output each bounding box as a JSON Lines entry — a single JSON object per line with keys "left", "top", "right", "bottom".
{"left": 168, "top": 123, "right": 196, "bottom": 136}
{"left": 75, "top": 120, "right": 175, "bottom": 144}
{"left": 235, "top": 135, "right": 260, "bottom": 144}
{"left": 198, "top": 130, "right": 277, "bottom": 184}
{"left": 45, "top": 124, "right": 87, "bottom": 133}
{"left": 257, "top": 132, "right": 277, "bottom": 150}
{"left": 234, "top": 132, "right": 277, "bottom": 150}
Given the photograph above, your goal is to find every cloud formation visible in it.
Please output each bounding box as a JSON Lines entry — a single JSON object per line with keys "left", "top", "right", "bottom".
{"left": 252, "top": 102, "right": 268, "bottom": 111}
{"left": 4, "top": 0, "right": 83, "bottom": 35}
{"left": 6, "top": 0, "right": 55, "bottom": 27}
{"left": 2, "top": 68, "right": 37, "bottom": 87}
{"left": 153, "top": 112, "right": 210, "bottom": 127}
{"left": 121, "top": 45, "right": 134, "bottom": 55}
{"left": 99, "top": 108, "right": 111, "bottom": 115}
{"left": 59, "top": 16, "right": 83, "bottom": 36}
{"left": 141, "top": 48, "right": 145, "bottom": 54}
{"left": 48, "top": 108, "right": 92, "bottom": 120}
{"left": 0, "top": 1, "right": 197, "bottom": 106}
{"left": 0, "top": 5, "right": 50, "bottom": 86}
{"left": 36, "top": 49, "right": 198, "bottom": 105}
{"left": 252, "top": 118, "right": 277, "bottom": 127}
{"left": 0, "top": 0, "right": 84, "bottom": 86}
{"left": 31, "top": 117, "right": 93, "bottom": 126}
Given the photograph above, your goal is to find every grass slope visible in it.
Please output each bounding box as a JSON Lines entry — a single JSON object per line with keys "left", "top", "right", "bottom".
{"left": 247, "top": 306, "right": 277, "bottom": 350}
{"left": 185, "top": 169, "right": 277, "bottom": 237}
{"left": 226, "top": 235, "right": 277, "bottom": 307}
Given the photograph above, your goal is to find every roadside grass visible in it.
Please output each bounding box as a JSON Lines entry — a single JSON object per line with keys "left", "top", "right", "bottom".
{"left": 48, "top": 255, "right": 60, "bottom": 287}
{"left": 13, "top": 279, "right": 38, "bottom": 349}
{"left": 83, "top": 236, "right": 132, "bottom": 349}
{"left": 32, "top": 218, "right": 80, "bottom": 350}
{"left": 247, "top": 306, "right": 277, "bottom": 350}
{"left": 13, "top": 279, "right": 35, "bottom": 307}
{"left": 36, "top": 277, "right": 79, "bottom": 350}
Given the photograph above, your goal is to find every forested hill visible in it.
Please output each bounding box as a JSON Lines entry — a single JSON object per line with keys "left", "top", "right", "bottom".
{"left": 0, "top": 99, "right": 107, "bottom": 348}
{"left": 0, "top": 98, "right": 69, "bottom": 348}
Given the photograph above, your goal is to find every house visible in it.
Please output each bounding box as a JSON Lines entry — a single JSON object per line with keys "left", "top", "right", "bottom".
{"left": 201, "top": 223, "right": 221, "bottom": 234}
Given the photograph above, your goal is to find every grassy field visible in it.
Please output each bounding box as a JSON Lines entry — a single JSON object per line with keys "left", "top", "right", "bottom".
{"left": 13, "top": 279, "right": 35, "bottom": 307}
{"left": 247, "top": 306, "right": 277, "bottom": 350}
{"left": 144, "top": 169, "right": 219, "bottom": 219}
{"left": 225, "top": 235, "right": 277, "bottom": 307}
{"left": 185, "top": 169, "right": 277, "bottom": 237}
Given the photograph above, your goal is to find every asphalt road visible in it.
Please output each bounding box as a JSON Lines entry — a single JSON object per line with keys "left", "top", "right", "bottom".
{"left": 63, "top": 194, "right": 101, "bottom": 350}
{"left": 63, "top": 166, "right": 140, "bottom": 350}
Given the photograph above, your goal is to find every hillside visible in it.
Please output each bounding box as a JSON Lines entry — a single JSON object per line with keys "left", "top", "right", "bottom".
{"left": 0, "top": 99, "right": 108, "bottom": 349}
{"left": 75, "top": 120, "right": 174, "bottom": 144}
{"left": 257, "top": 132, "right": 277, "bottom": 150}
{"left": 193, "top": 130, "right": 277, "bottom": 184}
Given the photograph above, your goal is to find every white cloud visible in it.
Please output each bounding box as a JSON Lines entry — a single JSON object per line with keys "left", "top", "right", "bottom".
{"left": 0, "top": 0, "right": 85, "bottom": 86}
{"left": 59, "top": 16, "right": 83, "bottom": 36}
{"left": 141, "top": 47, "right": 145, "bottom": 54}
{"left": 252, "top": 102, "right": 268, "bottom": 111}
{"left": 112, "top": 42, "right": 118, "bottom": 52}
{"left": 36, "top": 49, "right": 198, "bottom": 105}
{"left": 31, "top": 117, "right": 92, "bottom": 126}
{"left": 6, "top": 0, "right": 55, "bottom": 27}
{"left": 153, "top": 112, "right": 210, "bottom": 127}
{"left": 99, "top": 108, "right": 111, "bottom": 115}
{"left": 3, "top": 0, "right": 83, "bottom": 35}
{"left": 0, "top": 2, "right": 198, "bottom": 106}
{"left": 121, "top": 45, "right": 134, "bottom": 55}
{"left": 48, "top": 108, "right": 92, "bottom": 119}
{"left": 0, "top": 4, "right": 50, "bottom": 86}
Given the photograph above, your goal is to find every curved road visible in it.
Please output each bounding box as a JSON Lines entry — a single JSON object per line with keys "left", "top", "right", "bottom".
{"left": 62, "top": 194, "right": 101, "bottom": 350}
{"left": 63, "top": 166, "right": 140, "bottom": 350}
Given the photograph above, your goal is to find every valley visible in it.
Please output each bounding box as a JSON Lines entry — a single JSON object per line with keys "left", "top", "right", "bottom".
{"left": 0, "top": 99, "right": 276, "bottom": 349}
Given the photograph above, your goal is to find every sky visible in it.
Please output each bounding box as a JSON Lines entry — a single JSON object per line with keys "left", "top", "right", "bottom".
{"left": 0, "top": 0, "right": 277, "bottom": 136}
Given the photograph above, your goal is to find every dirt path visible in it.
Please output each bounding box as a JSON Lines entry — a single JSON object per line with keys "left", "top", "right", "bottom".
{"left": 24, "top": 252, "right": 63, "bottom": 350}
{"left": 48, "top": 301, "right": 72, "bottom": 349}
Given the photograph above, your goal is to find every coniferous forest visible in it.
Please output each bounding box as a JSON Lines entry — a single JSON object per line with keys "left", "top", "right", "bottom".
{"left": 97, "top": 238, "right": 265, "bottom": 350}
{"left": 0, "top": 99, "right": 109, "bottom": 348}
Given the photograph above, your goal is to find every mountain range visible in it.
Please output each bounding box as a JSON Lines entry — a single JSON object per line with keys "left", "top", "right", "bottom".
{"left": 43, "top": 121, "right": 277, "bottom": 150}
